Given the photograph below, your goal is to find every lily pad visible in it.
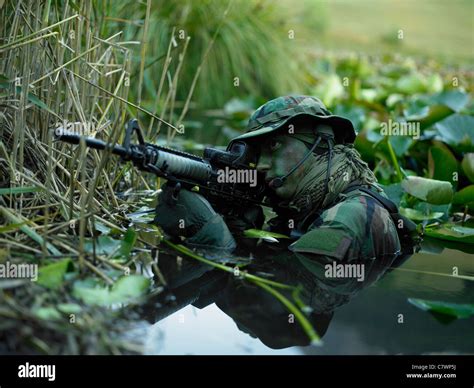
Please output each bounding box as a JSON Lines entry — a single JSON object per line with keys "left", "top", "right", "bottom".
{"left": 380, "top": 183, "right": 404, "bottom": 207}
{"left": 390, "top": 136, "right": 413, "bottom": 157}
{"left": 452, "top": 185, "right": 474, "bottom": 208}
{"left": 37, "top": 259, "right": 74, "bottom": 290}
{"left": 399, "top": 207, "right": 444, "bottom": 221}
{"left": 83, "top": 229, "right": 136, "bottom": 260}
{"left": 401, "top": 176, "right": 453, "bottom": 205}
{"left": 333, "top": 105, "right": 366, "bottom": 130}
{"left": 395, "top": 73, "right": 427, "bottom": 94}
{"left": 422, "top": 235, "right": 474, "bottom": 255}
{"left": 434, "top": 114, "right": 474, "bottom": 152}
{"left": 428, "top": 144, "right": 458, "bottom": 185}
{"left": 408, "top": 298, "right": 474, "bottom": 324}
{"left": 461, "top": 153, "right": 474, "bottom": 183}
{"left": 425, "top": 74, "right": 443, "bottom": 94}
{"left": 403, "top": 100, "right": 430, "bottom": 120}
{"left": 313, "top": 74, "right": 344, "bottom": 107}
{"left": 84, "top": 236, "right": 121, "bottom": 256}
{"left": 73, "top": 275, "right": 150, "bottom": 306}
{"left": 417, "top": 104, "right": 455, "bottom": 130}
{"left": 424, "top": 223, "right": 474, "bottom": 244}
{"left": 429, "top": 90, "right": 470, "bottom": 112}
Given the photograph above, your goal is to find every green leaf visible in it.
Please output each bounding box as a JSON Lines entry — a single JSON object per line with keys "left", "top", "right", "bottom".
{"left": 0, "top": 207, "right": 61, "bottom": 256}
{"left": 127, "top": 207, "right": 156, "bottom": 223}
{"left": 244, "top": 228, "right": 290, "bottom": 243}
{"left": 73, "top": 275, "right": 150, "bottom": 306}
{"left": 425, "top": 74, "right": 443, "bottom": 94}
{"left": 452, "top": 185, "right": 474, "bottom": 208}
{"left": 434, "top": 114, "right": 474, "bottom": 152}
{"left": 0, "top": 222, "right": 28, "bottom": 233}
{"left": 429, "top": 90, "right": 470, "bottom": 112}
{"left": 0, "top": 79, "right": 56, "bottom": 116}
{"left": 408, "top": 298, "right": 474, "bottom": 323}
{"left": 424, "top": 223, "right": 474, "bottom": 244}
{"left": 414, "top": 202, "right": 449, "bottom": 217}
{"left": 417, "top": 104, "right": 454, "bottom": 130}
{"left": 428, "top": 144, "right": 458, "bottom": 184}
{"left": 359, "top": 88, "right": 377, "bottom": 103}
{"left": 313, "top": 74, "right": 344, "bottom": 107}
{"left": 0, "top": 186, "right": 41, "bottom": 195}
{"left": 33, "top": 307, "right": 62, "bottom": 321}
{"left": 94, "top": 221, "right": 111, "bottom": 234}
{"left": 57, "top": 303, "right": 82, "bottom": 314}
{"left": 401, "top": 176, "right": 453, "bottom": 205}
{"left": 390, "top": 136, "right": 413, "bottom": 157}
{"left": 223, "top": 97, "right": 255, "bottom": 119}
{"left": 119, "top": 228, "right": 136, "bottom": 259}
{"left": 333, "top": 105, "right": 366, "bottom": 130}
{"left": 84, "top": 236, "right": 121, "bottom": 256}
{"left": 399, "top": 207, "right": 444, "bottom": 221}
{"left": 403, "top": 100, "right": 430, "bottom": 120}
{"left": 380, "top": 183, "right": 404, "bottom": 207}
{"left": 26, "top": 92, "right": 56, "bottom": 115}
{"left": 111, "top": 275, "right": 150, "bottom": 300}
{"left": 395, "top": 73, "right": 427, "bottom": 94}
{"left": 37, "top": 259, "right": 74, "bottom": 290}
{"left": 461, "top": 153, "right": 474, "bottom": 183}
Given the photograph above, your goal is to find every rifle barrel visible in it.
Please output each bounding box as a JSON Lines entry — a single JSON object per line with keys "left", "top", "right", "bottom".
{"left": 55, "top": 129, "right": 212, "bottom": 182}
{"left": 55, "top": 131, "right": 129, "bottom": 158}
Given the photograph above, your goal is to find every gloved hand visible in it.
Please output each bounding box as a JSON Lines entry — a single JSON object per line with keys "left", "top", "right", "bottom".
{"left": 154, "top": 183, "right": 236, "bottom": 254}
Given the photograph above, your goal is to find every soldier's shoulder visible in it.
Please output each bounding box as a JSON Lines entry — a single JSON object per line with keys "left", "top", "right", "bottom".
{"left": 314, "top": 192, "right": 392, "bottom": 233}
{"left": 289, "top": 193, "right": 397, "bottom": 259}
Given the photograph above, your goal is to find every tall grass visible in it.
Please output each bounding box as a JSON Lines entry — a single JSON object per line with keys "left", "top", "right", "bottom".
{"left": 0, "top": 0, "right": 194, "bottom": 354}
{"left": 109, "top": 0, "right": 327, "bottom": 108}
{"left": 0, "top": 0, "right": 185, "bottom": 260}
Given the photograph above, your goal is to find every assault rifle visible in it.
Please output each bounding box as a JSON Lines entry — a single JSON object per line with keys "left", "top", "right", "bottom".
{"left": 54, "top": 119, "right": 271, "bottom": 211}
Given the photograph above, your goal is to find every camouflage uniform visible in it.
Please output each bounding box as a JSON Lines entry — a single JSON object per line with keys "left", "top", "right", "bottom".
{"left": 265, "top": 187, "right": 402, "bottom": 297}
{"left": 154, "top": 96, "right": 412, "bottom": 345}
{"left": 157, "top": 95, "right": 406, "bottom": 278}
{"left": 230, "top": 95, "right": 404, "bottom": 291}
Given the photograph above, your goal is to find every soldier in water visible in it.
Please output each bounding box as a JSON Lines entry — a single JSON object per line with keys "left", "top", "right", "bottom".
{"left": 155, "top": 95, "right": 415, "bottom": 266}
{"left": 153, "top": 95, "right": 418, "bottom": 346}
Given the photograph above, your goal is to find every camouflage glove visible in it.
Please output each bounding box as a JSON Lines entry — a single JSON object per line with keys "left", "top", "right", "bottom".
{"left": 154, "top": 183, "right": 236, "bottom": 254}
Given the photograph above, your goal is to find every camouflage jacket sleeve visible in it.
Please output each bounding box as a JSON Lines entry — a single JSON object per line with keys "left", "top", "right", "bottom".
{"left": 286, "top": 191, "right": 402, "bottom": 289}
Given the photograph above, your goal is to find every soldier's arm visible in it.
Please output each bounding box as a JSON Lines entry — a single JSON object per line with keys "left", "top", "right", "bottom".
{"left": 284, "top": 195, "right": 401, "bottom": 292}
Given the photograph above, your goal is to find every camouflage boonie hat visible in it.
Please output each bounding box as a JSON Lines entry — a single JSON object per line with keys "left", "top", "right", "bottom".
{"left": 232, "top": 95, "right": 356, "bottom": 144}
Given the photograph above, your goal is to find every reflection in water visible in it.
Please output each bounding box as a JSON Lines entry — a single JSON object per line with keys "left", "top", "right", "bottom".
{"left": 138, "top": 240, "right": 415, "bottom": 352}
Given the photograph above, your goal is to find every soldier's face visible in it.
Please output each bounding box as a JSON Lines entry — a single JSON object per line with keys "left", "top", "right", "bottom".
{"left": 256, "top": 135, "right": 312, "bottom": 199}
